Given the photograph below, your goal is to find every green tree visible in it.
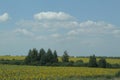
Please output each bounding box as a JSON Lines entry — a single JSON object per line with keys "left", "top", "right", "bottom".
{"left": 53, "top": 50, "right": 58, "bottom": 63}
{"left": 40, "top": 53, "right": 46, "bottom": 65}
{"left": 24, "top": 49, "right": 32, "bottom": 64}
{"left": 62, "top": 51, "right": 69, "bottom": 62}
{"left": 88, "top": 54, "right": 97, "bottom": 67}
{"left": 46, "top": 49, "right": 54, "bottom": 64}
{"left": 24, "top": 48, "right": 38, "bottom": 65}
{"left": 98, "top": 58, "right": 107, "bottom": 68}
{"left": 31, "top": 48, "right": 38, "bottom": 62}
{"left": 38, "top": 48, "right": 46, "bottom": 61}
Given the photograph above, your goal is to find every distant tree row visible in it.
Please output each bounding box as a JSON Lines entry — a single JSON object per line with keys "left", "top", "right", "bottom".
{"left": 25, "top": 48, "right": 58, "bottom": 65}
{"left": 88, "top": 54, "right": 107, "bottom": 68}
{"left": 24, "top": 48, "right": 108, "bottom": 68}
{"left": 0, "top": 48, "right": 117, "bottom": 68}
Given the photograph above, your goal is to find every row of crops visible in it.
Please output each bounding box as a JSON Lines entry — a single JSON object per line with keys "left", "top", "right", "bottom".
{"left": 0, "top": 65, "right": 120, "bottom": 80}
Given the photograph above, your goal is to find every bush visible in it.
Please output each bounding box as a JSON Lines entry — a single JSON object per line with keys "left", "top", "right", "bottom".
{"left": 98, "top": 58, "right": 107, "bottom": 68}
{"left": 88, "top": 55, "right": 97, "bottom": 67}
{"left": 115, "top": 71, "right": 120, "bottom": 77}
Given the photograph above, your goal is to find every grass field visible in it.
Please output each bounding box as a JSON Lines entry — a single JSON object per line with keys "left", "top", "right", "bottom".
{"left": 0, "top": 56, "right": 120, "bottom": 64}
{"left": 0, "top": 56, "right": 25, "bottom": 60}
{"left": 0, "top": 64, "right": 120, "bottom": 80}
{"left": 0, "top": 56, "right": 120, "bottom": 80}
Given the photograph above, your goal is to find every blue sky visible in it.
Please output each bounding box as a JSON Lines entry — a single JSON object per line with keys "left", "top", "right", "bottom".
{"left": 0, "top": 0, "right": 120, "bottom": 56}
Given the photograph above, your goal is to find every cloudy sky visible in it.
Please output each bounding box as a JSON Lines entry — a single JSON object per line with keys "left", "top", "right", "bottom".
{"left": 0, "top": 0, "right": 120, "bottom": 56}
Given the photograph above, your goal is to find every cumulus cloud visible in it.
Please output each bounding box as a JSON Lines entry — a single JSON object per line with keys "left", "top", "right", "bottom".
{"left": 16, "top": 11, "right": 120, "bottom": 41}
{"left": 34, "top": 11, "right": 75, "bottom": 21}
{"left": 67, "top": 20, "right": 119, "bottom": 37}
{"left": 0, "top": 13, "right": 9, "bottom": 22}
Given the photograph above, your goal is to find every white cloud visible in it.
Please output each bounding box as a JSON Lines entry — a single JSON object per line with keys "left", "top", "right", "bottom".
{"left": 34, "top": 11, "right": 75, "bottom": 21}
{"left": 51, "top": 33, "right": 61, "bottom": 38}
{"left": 67, "top": 30, "right": 79, "bottom": 36}
{"left": 15, "top": 29, "right": 34, "bottom": 37}
{"left": 0, "top": 13, "right": 9, "bottom": 22}
{"left": 16, "top": 12, "right": 120, "bottom": 41}
{"left": 67, "top": 20, "right": 119, "bottom": 37}
{"left": 35, "top": 36, "right": 47, "bottom": 40}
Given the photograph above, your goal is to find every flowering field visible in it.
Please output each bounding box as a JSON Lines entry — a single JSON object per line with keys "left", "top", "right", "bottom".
{"left": 0, "top": 65, "right": 120, "bottom": 80}
{"left": 69, "top": 57, "right": 120, "bottom": 64}
{"left": 0, "top": 56, "right": 25, "bottom": 60}
{"left": 0, "top": 56, "right": 120, "bottom": 64}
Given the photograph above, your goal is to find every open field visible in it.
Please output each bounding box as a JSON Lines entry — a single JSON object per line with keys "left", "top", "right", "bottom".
{"left": 0, "top": 56, "right": 120, "bottom": 64}
{"left": 0, "top": 65, "right": 120, "bottom": 80}
{"left": 68, "top": 57, "right": 120, "bottom": 64}
{"left": 0, "top": 56, "right": 25, "bottom": 60}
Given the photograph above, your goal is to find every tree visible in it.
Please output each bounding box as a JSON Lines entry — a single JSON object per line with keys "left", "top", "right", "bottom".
{"left": 53, "top": 50, "right": 58, "bottom": 63}
{"left": 31, "top": 48, "right": 38, "bottom": 62}
{"left": 38, "top": 48, "right": 46, "bottom": 61}
{"left": 98, "top": 58, "right": 107, "bottom": 68}
{"left": 24, "top": 48, "right": 38, "bottom": 65}
{"left": 62, "top": 51, "right": 69, "bottom": 62}
{"left": 24, "top": 49, "right": 32, "bottom": 64}
{"left": 46, "top": 48, "right": 54, "bottom": 64}
{"left": 88, "top": 54, "right": 97, "bottom": 67}
{"left": 40, "top": 53, "right": 46, "bottom": 65}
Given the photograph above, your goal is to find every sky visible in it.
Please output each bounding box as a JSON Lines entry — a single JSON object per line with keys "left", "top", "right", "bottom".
{"left": 0, "top": 0, "right": 120, "bottom": 56}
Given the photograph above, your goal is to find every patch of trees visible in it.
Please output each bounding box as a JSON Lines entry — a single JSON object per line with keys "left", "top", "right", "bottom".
{"left": 0, "top": 48, "right": 120, "bottom": 68}
{"left": 25, "top": 48, "right": 58, "bottom": 66}
{"left": 23, "top": 48, "right": 120, "bottom": 68}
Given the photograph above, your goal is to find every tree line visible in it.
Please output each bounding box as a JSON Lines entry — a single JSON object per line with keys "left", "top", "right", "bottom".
{"left": 24, "top": 48, "right": 119, "bottom": 68}
{"left": 0, "top": 48, "right": 120, "bottom": 68}
{"left": 25, "top": 48, "right": 58, "bottom": 65}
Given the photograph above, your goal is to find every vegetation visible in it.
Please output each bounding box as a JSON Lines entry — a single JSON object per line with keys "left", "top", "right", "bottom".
{"left": 62, "top": 51, "right": 69, "bottom": 62}
{"left": 0, "top": 65, "right": 120, "bottom": 80}
{"left": 88, "top": 54, "right": 98, "bottom": 67}
{"left": 0, "top": 48, "right": 120, "bottom": 79}
{"left": 24, "top": 48, "right": 58, "bottom": 66}
{"left": 0, "top": 48, "right": 120, "bottom": 68}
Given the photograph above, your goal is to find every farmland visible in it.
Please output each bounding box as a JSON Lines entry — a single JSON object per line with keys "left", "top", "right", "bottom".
{"left": 0, "top": 64, "right": 120, "bottom": 80}
{"left": 0, "top": 55, "right": 120, "bottom": 80}
{"left": 0, "top": 56, "right": 120, "bottom": 64}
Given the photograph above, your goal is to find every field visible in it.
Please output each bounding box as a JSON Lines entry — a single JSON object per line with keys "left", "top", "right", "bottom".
{"left": 69, "top": 57, "right": 120, "bottom": 64}
{"left": 0, "top": 56, "right": 120, "bottom": 80}
{"left": 0, "top": 56, "right": 120, "bottom": 64}
{"left": 0, "top": 65, "right": 120, "bottom": 80}
{"left": 0, "top": 56, "right": 25, "bottom": 60}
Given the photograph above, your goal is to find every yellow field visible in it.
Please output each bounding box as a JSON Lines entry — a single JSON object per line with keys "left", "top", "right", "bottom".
{"left": 0, "top": 56, "right": 120, "bottom": 64}
{"left": 0, "top": 65, "right": 120, "bottom": 80}
{"left": 0, "top": 56, "right": 25, "bottom": 60}
{"left": 62, "top": 57, "right": 120, "bottom": 64}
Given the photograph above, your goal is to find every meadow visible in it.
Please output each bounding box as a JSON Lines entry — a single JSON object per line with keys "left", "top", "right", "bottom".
{"left": 0, "top": 56, "right": 120, "bottom": 64}
{"left": 0, "top": 64, "right": 120, "bottom": 80}
{"left": 0, "top": 56, "right": 120, "bottom": 80}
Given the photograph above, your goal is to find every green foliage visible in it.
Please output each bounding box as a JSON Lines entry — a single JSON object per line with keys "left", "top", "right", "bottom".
{"left": 24, "top": 48, "right": 59, "bottom": 66}
{"left": 62, "top": 51, "right": 69, "bottom": 62}
{"left": 46, "top": 48, "right": 54, "bottom": 64}
{"left": 115, "top": 71, "right": 120, "bottom": 77}
{"left": 88, "top": 54, "right": 98, "bottom": 67}
{"left": 38, "top": 48, "right": 46, "bottom": 65}
{"left": 73, "top": 59, "right": 85, "bottom": 67}
{"left": 25, "top": 48, "right": 38, "bottom": 64}
{"left": 38, "top": 48, "right": 46, "bottom": 61}
{"left": 53, "top": 50, "right": 58, "bottom": 63}
{"left": 98, "top": 58, "right": 107, "bottom": 68}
